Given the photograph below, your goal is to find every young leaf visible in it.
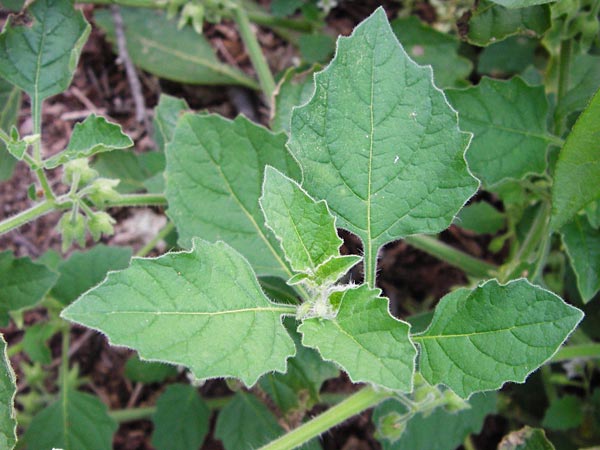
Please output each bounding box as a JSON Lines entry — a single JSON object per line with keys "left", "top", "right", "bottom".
{"left": 541, "top": 395, "right": 583, "bottom": 430}
{"left": 44, "top": 115, "right": 133, "bottom": 169}
{"left": 215, "top": 392, "right": 284, "bottom": 450}
{"left": 446, "top": 77, "right": 553, "bottom": 187}
{"left": 0, "top": 251, "right": 58, "bottom": 326}
{"left": 154, "top": 94, "right": 190, "bottom": 152}
{"left": 271, "top": 67, "right": 316, "bottom": 133}
{"left": 24, "top": 389, "right": 117, "bottom": 450}
{"left": 391, "top": 16, "right": 472, "bottom": 88}
{"left": 312, "top": 255, "right": 362, "bottom": 286}
{"left": 166, "top": 113, "right": 301, "bottom": 278}
{"left": 467, "top": 1, "right": 551, "bottom": 46}
{"left": 0, "top": 335, "right": 16, "bottom": 450}
{"left": 498, "top": 427, "right": 555, "bottom": 450}
{"left": 22, "top": 322, "right": 56, "bottom": 364}
{"left": 551, "top": 88, "right": 600, "bottom": 230}
{"left": 0, "top": 79, "right": 21, "bottom": 181}
{"left": 151, "top": 384, "right": 210, "bottom": 450}
{"left": 260, "top": 166, "right": 342, "bottom": 274}
{"left": 0, "top": 0, "right": 90, "bottom": 101}
{"left": 61, "top": 240, "right": 296, "bottom": 386}
{"left": 94, "top": 8, "right": 257, "bottom": 88}
{"left": 50, "top": 244, "right": 132, "bottom": 306}
{"left": 561, "top": 216, "right": 600, "bottom": 303}
{"left": 414, "top": 279, "right": 583, "bottom": 398}
{"left": 374, "top": 392, "right": 496, "bottom": 450}
{"left": 299, "top": 285, "right": 416, "bottom": 392}
{"left": 288, "top": 8, "right": 478, "bottom": 279}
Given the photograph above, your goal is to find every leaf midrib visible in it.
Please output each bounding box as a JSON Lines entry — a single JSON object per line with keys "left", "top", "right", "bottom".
{"left": 73, "top": 306, "right": 295, "bottom": 317}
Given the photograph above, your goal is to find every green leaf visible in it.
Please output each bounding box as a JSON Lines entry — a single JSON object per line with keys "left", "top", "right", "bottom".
{"left": 551, "top": 88, "right": 600, "bottom": 230}
{"left": 288, "top": 8, "right": 478, "bottom": 277}
{"left": 374, "top": 392, "right": 496, "bottom": 450}
{"left": 299, "top": 284, "right": 416, "bottom": 391}
{"left": 272, "top": 67, "right": 316, "bottom": 134}
{"left": 22, "top": 322, "right": 56, "bottom": 364}
{"left": 94, "top": 8, "right": 257, "bottom": 88}
{"left": 151, "top": 384, "right": 210, "bottom": 450}
{"left": 312, "top": 254, "right": 362, "bottom": 286}
{"left": 455, "top": 202, "right": 505, "bottom": 234}
{"left": 215, "top": 392, "right": 284, "bottom": 450}
{"left": 44, "top": 114, "right": 133, "bottom": 169}
{"left": 0, "top": 0, "right": 90, "bottom": 101}
{"left": 51, "top": 244, "right": 132, "bottom": 306}
{"left": 24, "top": 389, "right": 117, "bottom": 450}
{"left": 166, "top": 113, "right": 301, "bottom": 278}
{"left": 0, "top": 335, "right": 16, "bottom": 450}
{"left": 0, "top": 79, "right": 21, "bottom": 181}
{"left": 93, "top": 150, "right": 164, "bottom": 193}
{"left": 477, "top": 36, "right": 539, "bottom": 76}
{"left": 0, "top": 251, "right": 58, "bottom": 326}
{"left": 260, "top": 318, "right": 338, "bottom": 414}
{"left": 542, "top": 395, "right": 583, "bottom": 430}
{"left": 446, "top": 77, "right": 552, "bottom": 187}
{"left": 298, "top": 34, "right": 336, "bottom": 64}
{"left": 61, "top": 240, "right": 295, "bottom": 386}
{"left": 489, "top": 0, "right": 555, "bottom": 7}
{"left": 261, "top": 166, "right": 342, "bottom": 274}
{"left": 154, "top": 94, "right": 190, "bottom": 152}
{"left": 0, "top": 0, "right": 25, "bottom": 11}
{"left": 414, "top": 279, "right": 583, "bottom": 398}
{"left": 498, "top": 426, "right": 555, "bottom": 450}
{"left": 467, "top": 1, "right": 551, "bottom": 46}
{"left": 391, "top": 16, "right": 472, "bottom": 88}
{"left": 561, "top": 216, "right": 600, "bottom": 303}
{"left": 124, "top": 353, "right": 177, "bottom": 383}
{"left": 556, "top": 55, "right": 600, "bottom": 124}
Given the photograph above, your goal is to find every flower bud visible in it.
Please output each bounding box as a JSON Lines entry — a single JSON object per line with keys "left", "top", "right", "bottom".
{"left": 57, "top": 211, "right": 87, "bottom": 252}
{"left": 87, "top": 178, "right": 121, "bottom": 206}
{"left": 62, "top": 158, "right": 98, "bottom": 186}
{"left": 88, "top": 211, "right": 116, "bottom": 241}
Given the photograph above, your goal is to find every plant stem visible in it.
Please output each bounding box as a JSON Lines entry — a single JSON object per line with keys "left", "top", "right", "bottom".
{"left": 232, "top": 5, "right": 276, "bottom": 104}
{"left": 363, "top": 244, "right": 378, "bottom": 289}
{"left": 556, "top": 39, "right": 572, "bottom": 105}
{"left": 110, "top": 406, "right": 155, "bottom": 422}
{"left": 60, "top": 327, "right": 70, "bottom": 393}
{"left": 404, "top": 235, "right": 497, "bottom": 279}
{"left": 259, "top": 386, "right": 389, "bottom": 450}
{"left": 104, "top": 193, "right": 168, "bottom": 207}
{"left": 0, "top": 200, "right": 57, "bottom": 235}
{"left": 136, "top": 221, "right": 175, "bottom": 257}
{"left": 550, "top": 343, "right": 600, "bottom": 362}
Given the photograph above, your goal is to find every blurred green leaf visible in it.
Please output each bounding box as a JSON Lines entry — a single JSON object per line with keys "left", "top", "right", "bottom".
{"left": 124, "top": 353, "right": 178, "bottom": 384}
{"left": 455, "top": 202, "right": 505, "bottom": 234}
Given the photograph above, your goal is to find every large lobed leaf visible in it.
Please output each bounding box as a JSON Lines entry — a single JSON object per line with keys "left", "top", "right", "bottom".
{"left": 299, "top": 285, "right": 416, "bottom": 392}
{"left": 62, "top": 239, "right": 295, "bottom": 386}
{"left": 551, "top": 88, "right": 600, "bottom": 230}
{"left": 446, "top": 77, "right": 553, "bottom": 187}
{"left": 165, "top": 113, "right": 300, "bottom": 278}
{"left": 0, "top": 0, "right": 90, "bottom": 101}
{"left": 288, "top": 8, "right": 478, "bottom": 273}
{"left": 414, "top": 279, "right": 583, "bottom": 398}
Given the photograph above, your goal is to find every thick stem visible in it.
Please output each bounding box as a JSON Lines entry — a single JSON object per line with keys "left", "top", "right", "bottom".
{"left": 232, "top": 6, "right": 276, "bottom": 104}
{"left": 554, "top": 39, "right": 572, "bottom": 136}
{"left": 0, "top": 200, "right": 57, "bottom": 235}
{"left": 404, "top": 235, "right": 497, "bottom": 279}
{"left": 259, "top": 386, "right": 389, "bottom": 450}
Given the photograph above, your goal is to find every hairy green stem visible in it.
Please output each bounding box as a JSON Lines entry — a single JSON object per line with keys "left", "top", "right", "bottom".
{"left": 102, "top": 193, "right": 168, "bottom": 207}
{"left": 232, "top": 5, "right": 276, "bottom": 103}
{"left": 556, "top": 39, "right": 572, "bottom": 105}
{"left": 259, "top": 386, "right": 389, "bottom": 450}
{"left": 550, "top": 343, "right": 600, "bottom": 362}
{"left": 0, "top": 200, "right": 57, "bottom": 235}
{"left": 404, "top": 235, "right": 497, "bottom": 279}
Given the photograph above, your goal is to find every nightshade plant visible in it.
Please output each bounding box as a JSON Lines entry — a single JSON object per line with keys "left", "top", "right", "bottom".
{"left": 0, "top": 0, "right": 599, "bottom": 448}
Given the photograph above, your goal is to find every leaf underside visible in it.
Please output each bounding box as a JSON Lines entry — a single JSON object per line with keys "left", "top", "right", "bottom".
{"left": 62, "top": 240, "right": 295, "bottom": 387}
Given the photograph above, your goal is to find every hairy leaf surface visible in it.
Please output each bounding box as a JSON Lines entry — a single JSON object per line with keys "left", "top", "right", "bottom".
{"left": 551, "top": 88, "right": 600, "bottom": 230}
{"left": 261, "top": 166, "right": 342, "bottom": 273}
{"left": 446, "top": 77, "right": 552, "bottom": 187}
{"left": 166, "top": 113, "right": 300, "bottom": 278}
{"left": 25, "top": 389, "right": 117, "bottom": 450}
{"left": 0, "top": 0, "right": 90, "bottom": 101}
{"left": 44, "top": 115, "right": 133, "bottom": 168}
{"left": 414, "top": 279, "right": 583, "bottom": 398}
{"left": 289, "top": 8, "right": 478, "bottom": 272}
{"left": 0, "top": 251, "right": 58, "bottom": 326}
{"left": 62, "top": 240, "right": 295, "bottom": 386}
{"left": 0, "top": 79, "right": 21, "bottom": 181}
{"left": 561, "top": 217, "right": 600, "bottom": 303}
{"left": 299, "top": 285, "right": 416, "bottom": 391}
{"left": 0, "top": 336, "right": 16, "bottom": 450}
